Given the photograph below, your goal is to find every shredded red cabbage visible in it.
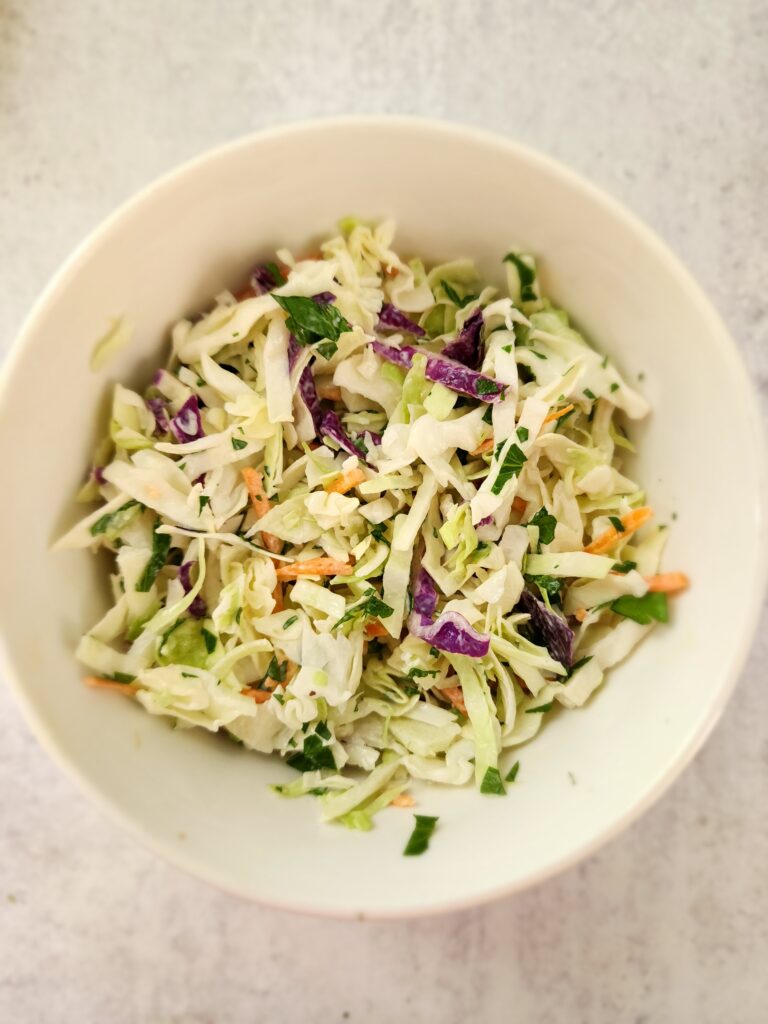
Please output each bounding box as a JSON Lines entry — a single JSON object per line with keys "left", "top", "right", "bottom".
{"left": 441, "top": 310, "right": 484, "bottom": 370}
{"left": 170, "top": 396, "right": 204, "bottom": 443}
{"left": 146, "top": 396, "right": 170, "bottom": 436}
{"left": 411, "top": 610, "right": 490, "bottom": 658}
{"left": 250, "top": 264, "right": 282, "bottom": 295}
{"left": 289, "top": 335, "right": 323, "bottom": 431}
{"left": 178, "top": 562, "right": 207, "bottom": 619}
{"left": 377, "top": 303, "right": 426, "bottom": 338}
{"left": 517, "top": 591, "right": 573, "bottom": 668}
{"left": 320, "top": 410, "right": 369, "bottom": 462}
{"left": 412, "top": 568, "right": 438, "bottom": 620}
{"left": 371, "top": 341, "right": 505, "bottom": 404}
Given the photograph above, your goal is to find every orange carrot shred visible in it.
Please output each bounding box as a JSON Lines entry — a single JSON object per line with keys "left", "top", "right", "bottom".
{"left": 317, "top": 384, "right": 343, "bottom": 401}
{"left": 442, "top": 685, "right": 467, "bottom": 716}
{"left": 512, "top": 496, "right": 528, "bottom": 516}
{"left": 364, "top": 620, "right": 389, "bottom": 638}
{"left": 276, "top": 558, "right": 353, "bottom": 580}
{"left": 84, "top": 676, "right": 138, "bottom": 695}
{"left": 645, "top": 572, "right": 690, "bottom": 594}
{"left": 271, "top": 581, "right": 284, "bottom": 612}
{"left": 470, "top": 437, "right": 495, "bottom": 456}
{"left": 324, "top": 467, "right": 366, "bottom": 494}
{"left": 574, "top": 608, "right": 588, "bottom": 623}
{"left": 584, "top": 507, "right": 653, "bottom": 554}
{"left": 391, "top": 793, "right": 415, "bottom": 808}
{"left": 242, "top": 688, "right": 272, "bottom": 704}
{"left": 241, "top": 467, "right": 282, "bottom": 554}
{"left": 543, "top": 403, "right": 575, "bottom": 425}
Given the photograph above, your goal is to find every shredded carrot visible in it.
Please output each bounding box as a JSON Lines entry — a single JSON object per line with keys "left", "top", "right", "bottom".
{"left": 241, "top": 467, "right": 282, "bottom": 554}
{"left": 574, "top": 608, "right": 588, "bottom": 623}
{"left": 470, "top": 437, "right": 495, "bottom": 456}
{"left": 276, "top": 558, "right": 353, "bottom": 580}
{"left": 83, "top": 676, "right": 138, "bottom": 695}
{"left": 317, "top": 384, "right": 343, "bottom": 402}
{"left": 584, "top": 506, "right": 653, "bottom": 554}
{"left": 391, "top": 793, "right": 415, "bottom": 808}
{"left": 442, "top": 685, "right": 467, "bottom": 716}
{"left": 271, "top": 581, "right": 284, "bottom": 612}
{"left": 365, "top": 620, "right": 389, "bottom": 638}
{"left": 645, "top": 572, "right": 690, "bottom": 594}
{"left": 512, "top": 496, "right": 528, "bottom": 516}
{"left": 324, "top": 467, "right": 366, "bottom": 494}
{"left": 543, "top": 403, "right": 575, "bottom": 425}
{"left": 234, "top": 285, "right": 257, "bottom": 302}
{"left": 242, "top": 688, "right": 272, "bottom": 704}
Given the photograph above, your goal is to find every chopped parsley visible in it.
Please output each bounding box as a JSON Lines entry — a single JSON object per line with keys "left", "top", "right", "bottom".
{"left": 476, "top": 377, "right": 503, "bottom": 397}
{"left": 90, "top": 499, "right": 141, "bottom": 538}
{"left": 516, "top": 426, "right": 529, "bottom": 442}
{"left": 265, "top": 655, "right": 287, "bottom": 682}
{"left": 198, "top": 495, "right": 211, "bottom": 514}
{"left": 611, "top": 592, "right": 669, "bottom": 624}
{"left": 505, "top": 761, "right": 520, "bottom": 783}
{"left": 491, "top": 442, "right": 527, "bottom": 495}
{"left": 403, "top": 814, "right": 439, "bottom": 856}
{"left": 608, "top": 516, "right": 624, "bottom": 533}
{"left": 286, "top": 733, "right": 336, "bottom": 772}
{"left": 136, "top": 520, "right": 172, "bottom": 592}
{"left": 273, "top": 293, "right": 351, "bottom": 347}
{"left": 529, "top": 507, "right": 557, "bottom": 545}
{"left": 231, "top": 437, "right": 248, "bottom": 451}
{"left": 480, "top": 766, "right": 506, "bottom": 795}
{"left": 333, "top": 589, "right": 394, "bottom": 629}
{"left": 610, "top": 382, "right": 619, "bottom": 392}
{"left": 525, "top": 701, "right": 554, "bottom": 714}
{"left": 282, "top": 614, "right": 299, "bottom": 629}
{"left": 502, "top": 252, "right": 537, "bottom": 302}
{"left": 201, "top": 627, "right": 217, "bottom": 654}
{"left": 612, "top": 560, "right": 637, "bottom": 574}
{"left": 525, "top": 574, "right": 562, "bottom": 599}
{"left": 584, "top": 388, "right": 597, "bottom": 400}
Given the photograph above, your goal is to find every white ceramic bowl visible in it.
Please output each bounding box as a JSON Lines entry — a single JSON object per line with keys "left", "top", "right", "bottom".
{"left": 0, "top": 118, "right": 765, "bottom": 918}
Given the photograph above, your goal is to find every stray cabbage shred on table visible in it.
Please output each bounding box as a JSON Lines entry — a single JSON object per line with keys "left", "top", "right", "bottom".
{"left": 58, "top": 219, "right": 687, "bottom": 830}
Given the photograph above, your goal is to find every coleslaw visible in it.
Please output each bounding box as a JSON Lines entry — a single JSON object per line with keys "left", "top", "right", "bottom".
{"left": 57, "top": 219, "right": 688, "bottom": 836}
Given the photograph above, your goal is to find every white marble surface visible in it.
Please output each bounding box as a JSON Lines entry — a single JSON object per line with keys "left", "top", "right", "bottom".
{"left": 1, "top": 1, "right": 767, "bottom": 1021}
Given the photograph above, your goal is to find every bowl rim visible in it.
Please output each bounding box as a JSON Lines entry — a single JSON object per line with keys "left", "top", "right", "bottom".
{"left": 1, "top": 114, "right": 766, "bottom": 919}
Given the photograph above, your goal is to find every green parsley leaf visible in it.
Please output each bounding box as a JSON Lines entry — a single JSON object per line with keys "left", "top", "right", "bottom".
{"left": 265, "top": 260, "right": 286, "bottom": 286}
{"left": 403, "top": 814, "right": 439, "bottom": 856}
{"left": 90, "top": 499, "right": 141, "bottom": 538}
{"left": 476, "top": 377, "right": 503, "bottom": 396}
{"left": 198, "top": 495, "right": 211, "bottom": 514}
{"left": 101, "top": 672, "right": 136, "bottom": 684}
{"left": 525, "top": 701, "right": 554, "bottom": 714}
{"left": 530, "top": 507, "right": 557, "bottom": 545}
{"left": 408, "top": 667, "right": 438, "bottom": 679}
{"left": 565, "top": 655, "right": 593, "bottom": 680}
{"left": 491, "top": 442, "right": 527, "bottom": 495}
{"left": 612, "top": 560, "right": 637, "bottom": 574}
{"left": 201, "top": 627, "right": 217, "bottom": 654}
{"left": 611, "top": 592, "right": 669, "bottom": 624}
{"left": 480, "top": 767, "right": 506, "bottom": 795}
{"left": 231, "top": 437, "right": 248, "bottom": 451}
{"left": 286, "top": 733, "right": 336, "bottom": 772}
{"left": 136, "top": 521, "right": 171, "bottom": 592}
{"left": 482, "top": 405, "right": 494, "bottom": 424}
{"left": 370, "top": 522, "right": 390, "bottom": 545}
{"left": 441, "top": 280, "right": 463, "bottom": 306}
{"left": 516, "top": 426, "right": 529, "bottom": 442}
{"left": 333, "top": 589, "right": 394, "bottom": 629}
{"left": 282, "top": 614, "right": 299, "bottom": 629}
{"left": 584, "top": 388, "right": 597, "bottom": 400}
{"left": 525, "top": 574, "right": 562, "bottom": 599}
{"left": 273, "top": 294, "right": 351, "bottom": 347}
{"left": 608, "top": 516, "right": 624, "bottom": 532}
{"left": 315, "top": 721, "right": 331, "bottom": 740}
{"left": 505, "top": 761, "right": 520, "bottom": 783}
{"left": 610, "top": 382, "right": 619, "bottom": 392}
{"left": 265, "top": 655, "right": 287, "bottom": 682}
{"left": 502, "top": 252, "right": 537, "bottom": 302}
{"left": 316, "top": 340, "right": 338, "bottom": 360}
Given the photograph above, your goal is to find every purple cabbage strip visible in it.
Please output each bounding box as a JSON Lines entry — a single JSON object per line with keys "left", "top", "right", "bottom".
{"left": 361, "top": 430, "right": 382, "bottom": 447}
{"left": 377, "top": 302, "right": 426, "bottom": 338}
{"left": 441, "top": 310, "right": 484, "bottom": 370}
{"left": 93, "top": 466, "right": 106, "bottom": 485}
{"left": 320, "top": 410, "right": 369, "bottom": 463}
{"left": 146, "top": 396, "right": 170, "bottom": 436}
{"left": 371, "top": 341, "right": 505, "bottom": 404}
{"left": 476, "top": 514, "right": 494, "bottom": 528}
{"left": 170, "top": 395, "right": 204, "bottom": 443}
{"left": 250, "top": 264, "right": 281, "bottom": 295}
{"left": 288, "top": 335, "right": 323, "bottom": 431}
{"left": 517, "top": 591, "right": 573, "bottom": 669}
{"left": 410, "top": 610, "right": 491, "bottom": 658}
{"left": 311, "top": 291, "right": 336, "bottom": 304}
{"left": 412, "top": 568, "right": 438, "bottom": 620}
{"left": 179, "top": 562, "right": 207, "bottom": 620}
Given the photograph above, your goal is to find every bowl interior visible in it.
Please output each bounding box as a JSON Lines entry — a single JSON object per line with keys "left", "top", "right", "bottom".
{"left": 0, "top": 119, "right": 764, "bottom": 916}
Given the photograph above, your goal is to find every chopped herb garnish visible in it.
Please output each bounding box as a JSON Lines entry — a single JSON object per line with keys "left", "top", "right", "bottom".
{"left": 601, "top": 355, "right": 608, "bottom": 368}
{"left": 198, "top": 495, "right": 210, "bottom": 514}
{"left": 531, "top": 350, "right": 547, "bottom": 360}
{"left": 476, "top": 377, "right": 503, "bottom": 396}
{"left": 429, "top": 647, "right": 439, "bottom": 658}
{"left": 265, "top": 260, "right": 286, "bottom": 286}
{"left": 502, "top": 252, "right": 537, "bottom": 302}
{"left": 102, "top": 672, "right": 136, "bottom": 684}
{"left": 286, "top": 732, "right": 336, "bottom": 772}
{"left": 316, "top": 340, "right": 338, "bottom": 360}
{"left": 265, "top": 655, "right": 286, "bottom": 682}
{"left": 525, "top": 701, "right": 554, "bottom": 714}
{"left": 90, "top": 499, "right": 141, "bottom": 538}
{"left": 611, "top": 592, "right": 669, "bottom": 624}
{"left": 565, "top": 656, "right": 593, "bottom": 680}
{"left": 505, "top": 761, "right": 520, "bottom": 783}
{"left": 612, "top": 560, "right": 637, "bottom": 574}
{"left": 403, "top": 814, "right": 439, "bottom": 856}
{"left": 136, "top": 521, "right": 171, "bottom": 592}
{"left": 282, "top": 614, "right": 299, "bottom": 629}
{"left": 530, "top": 507, "right": 557, "bottom": 545}
{"left": 516, "top": 426, "right": 529, "bottom": 442}
{"left": 273, "top": 293, "right": 351, "bottom": 347}
{"left": 408, "top": 667, "right": 438, "bottom": 679}
{"left": 231, "top": 437, "right": 248, "bottom": 451}
{"left": 333, "top": 589, "right": 394, "bottom": 629}
{"left": 370, "top": 521, "right": 390, "bottom": 545}
{"left": 525, "top": 574, "right": 562, "bottom": 599}
{"left": 480, "top": 767, "right": 506, "bottom": 795}
{"left": 584, "top": 388, "right": 597, "bottom": 400}
{"left": 201, "top": 627, "right": 217, "bottom": 654}
{"left": 610, "top": 382, "right": 619, "bottom": 392}
{"left": 482, "top": 405, "right": 493, "bottom": 424}
{"left": 315, "top": 721, "right": 331, "bottom": 740}
{"left": 491, "top": 442, "right": 527, "bottom": 495}
{"left": 608, "top": 516, "right": 624, "bottom": 532}
{"left": 441, "top": 280, "right": 463, "bottom": 306}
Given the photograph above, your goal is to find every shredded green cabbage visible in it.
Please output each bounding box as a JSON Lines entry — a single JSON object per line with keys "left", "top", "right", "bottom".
{"left": 58, "top": 220, "right": 684, "bottom": 840}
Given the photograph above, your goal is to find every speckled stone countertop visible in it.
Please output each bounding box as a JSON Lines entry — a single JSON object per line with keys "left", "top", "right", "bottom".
{"left": 1, "top": 2, "right": 766, "bottom": 1021}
